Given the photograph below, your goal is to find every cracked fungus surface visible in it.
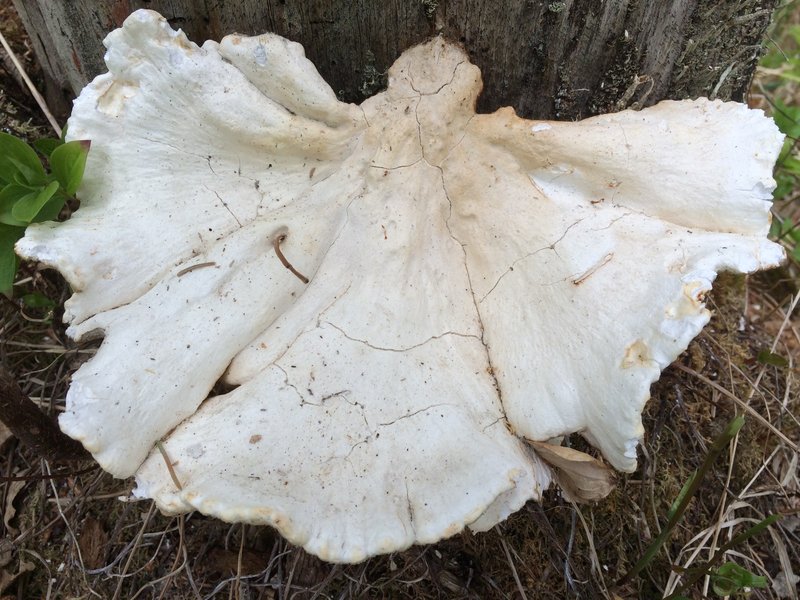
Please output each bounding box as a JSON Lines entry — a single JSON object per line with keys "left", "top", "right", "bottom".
{"left": 16, "top": 9, "right": 785, "bottom": 563}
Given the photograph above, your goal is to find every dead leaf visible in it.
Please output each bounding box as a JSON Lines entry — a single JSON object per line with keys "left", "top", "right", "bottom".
{"left": 772, "top": 450, "right": 798, "bottom": 492}
{"left": 206, "top": 546, "right": 266, "bottom": 576}
{"left": 3, "top": 480, "right": 25, "bottom": 536}
{"left": 0, "top": 539, "right": 12, "bottom": 570}
{"left": 291, "top": 550, "right": 330, "bottom": 588}
{"left": 773, "top": 571, "right": 800, "bottom": 599}
{"left": 78, "top": 516, "right": 109, "bottom": 570}
{"left": 0, "top": 421, "right": 13, "bottom": 450}
{"left": 528, "top": 440, "right": 615, "bottom": 502}
{"left": 0, "top": 558, "right": 34, "bottom": 594}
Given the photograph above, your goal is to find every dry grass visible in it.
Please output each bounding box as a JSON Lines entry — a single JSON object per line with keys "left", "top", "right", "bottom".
{"left": 3, "top": 273, "right": 795, "bottom": 600}
{"left": 1, "top": 1, "right": 798, "bottom": 598}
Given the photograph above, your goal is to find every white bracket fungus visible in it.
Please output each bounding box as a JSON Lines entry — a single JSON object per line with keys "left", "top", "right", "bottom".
{"left": 17, "top": 10, "right": 784, "bottom": 563}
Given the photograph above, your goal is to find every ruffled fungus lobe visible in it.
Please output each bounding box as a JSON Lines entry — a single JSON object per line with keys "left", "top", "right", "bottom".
{"left": 17, "top": 10, "right": 784, "bottom": 563}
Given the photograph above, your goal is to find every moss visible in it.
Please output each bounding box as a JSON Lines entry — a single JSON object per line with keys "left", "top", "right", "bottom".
{"left": 0, "top": 1, "right": 50, "bottom": 138}
{"left": 669, "top": 0, "right": 779, "bottom": 102}
{"left": 587, "top": 31, "right": 642, "bottom": 116}
{"left": 421, "top": 0, "right": 438, "bottom": 19}
{"left": 357, "top": 50, "right": 388, "bottom": 98}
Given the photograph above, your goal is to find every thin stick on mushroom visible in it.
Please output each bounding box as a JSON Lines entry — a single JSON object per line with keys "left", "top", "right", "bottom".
{"left": 155, "top": 441, "right": 183, "bottom": 490}
{"left": 273, "top": 234, "right": 310, "bottom": 283}
{"left": 176, "top": 261, "right": 217, "bottom": 277}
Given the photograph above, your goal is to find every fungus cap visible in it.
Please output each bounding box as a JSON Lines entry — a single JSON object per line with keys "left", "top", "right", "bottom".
{"left": 17, "top": 9, "right": 784, "bottom": 563}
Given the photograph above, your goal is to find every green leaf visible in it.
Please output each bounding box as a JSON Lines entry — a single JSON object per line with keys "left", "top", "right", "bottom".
{"left": 773, "top": 173, "right": 795, "bottom": 200}
{"left": 0, "top": 223, "right": 24, "bottom": 296}
{"left": 711, "top": 562, "right": 768, "bottom": 596}
{"left": 11, "top": 181, "right": 60, "bottom": 223}
{"left": 31, "top": 190, "right": 68, "bottom": 223}
{"left": 757, "top": 349, "right": 789, "bottom": 367}
{"left": 21, "top": 291, "right": 55, "bottom": 309}
{"left": 49, "top": 140, "right": 90, "bottom": 196}
{"left": 789, "top": 25, "right": 800, "bottom": 47}
{"left": 783, "top": 155, "right": 800, "bottom": 176}
{"left": 772, "top": 100, "right": 800, "bottom": 140}
{"left": 775, "top": 70, "right": 800, "bottom": 84}
{"left": 668, "top": 471, "right": 696, "bottom": 520}
{"left": 760, "top": 51, "right": 784, "bottom": 69}
{"left": 769, "top": 215, "right": 798, "bottom": 240}
{"left": 0, "top": 132, "right": 45, "bottom": 186}
{"left": 33, "top": 137, "right": 63, "bottom": 157}
{"left": 665, "top": 515, "right": 780, "bottom": 599}
{"left": 7, "top": 156, "right": 45, "bottom": 186}
{"left": 775, "top": 217, "right": 796, "bottom": 238}
{"left": 619, "top": 416, "right": 745, "bottom": 589}
{"left": 0, "top": 185, "right": 35, "bottom": 226}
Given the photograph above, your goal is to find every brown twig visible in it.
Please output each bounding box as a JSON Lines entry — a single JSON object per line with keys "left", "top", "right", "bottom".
{"left": 273, "top": 234, "right": 310, "bottom": 284}
{"left": 176, "top": 261, "right": 217, "bottom": 277}
{"left": 0, "top": 466, "right": 96, "bottom": 482}
{"left": 155, "top": 441, "right": 183, "bottom": 490}
{"left": 498, "top": 533, "right": 528, "bottom": 600}
{"left": 0, "top": 28, "right": 61, "bottom": 135}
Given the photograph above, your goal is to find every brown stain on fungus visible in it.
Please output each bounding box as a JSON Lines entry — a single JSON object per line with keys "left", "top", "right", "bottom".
{"left": 683, "top": 281, "right": 708, "bottom": 307}
{"left": 96, "top": 80, "right": 139, "bottom": 116}
{"left": 622, "top": 339, "right": 652, "bottom": 368}
{"left": 249, "top": 434, "right": 262, "bottom": 444}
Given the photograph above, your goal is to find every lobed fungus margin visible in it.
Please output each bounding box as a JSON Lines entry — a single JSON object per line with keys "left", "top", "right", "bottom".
{"left": 16, "top": 9, "right": 784, "bottom": 563}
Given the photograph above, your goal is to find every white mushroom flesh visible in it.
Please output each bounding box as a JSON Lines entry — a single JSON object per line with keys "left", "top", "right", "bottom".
{"left": 16, "top": 9, "right": 784, "bottom": 563}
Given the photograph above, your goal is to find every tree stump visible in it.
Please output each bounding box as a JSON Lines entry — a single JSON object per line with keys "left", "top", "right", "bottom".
{"left": 12, "top": 0, "right": 777, "bottom": 119}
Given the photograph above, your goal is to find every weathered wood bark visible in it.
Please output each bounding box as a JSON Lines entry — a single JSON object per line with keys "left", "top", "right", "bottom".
{"left": 13, "top": 0, "right": 776, "bottom": 121}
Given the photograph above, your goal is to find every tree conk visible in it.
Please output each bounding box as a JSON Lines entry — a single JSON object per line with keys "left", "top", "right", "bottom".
{"left": 16, "top": 9, "right": 784, "bottom": 563}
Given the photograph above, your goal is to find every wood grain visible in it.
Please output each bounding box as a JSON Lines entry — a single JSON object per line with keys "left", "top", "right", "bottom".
{"left": 11, "top": 1, "right": 776, "bottom": 119}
